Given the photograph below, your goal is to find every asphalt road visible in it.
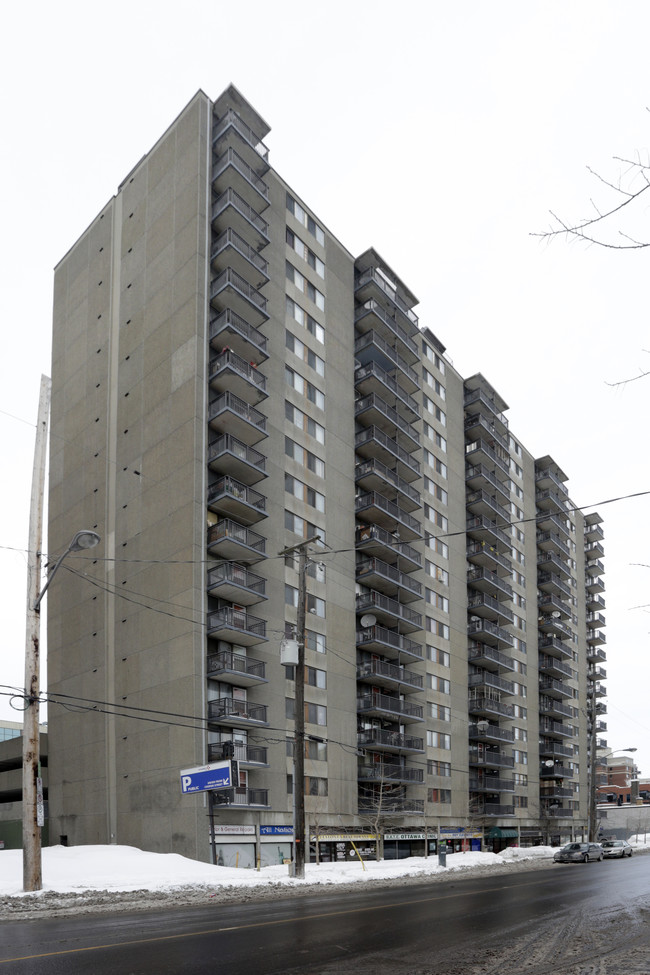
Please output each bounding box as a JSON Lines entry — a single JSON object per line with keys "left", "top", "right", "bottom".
{"left": 1, "top": 856, "right": 649, "bottom": 975}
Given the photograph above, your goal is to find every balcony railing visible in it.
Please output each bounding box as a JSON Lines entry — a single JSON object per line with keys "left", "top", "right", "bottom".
{"left": 463, "top": 388, "right": 509, "bottom": 429}
{"left": 468, "top": 671, "right": 515, "bottom": 695}
{"left": 207, "top": 519, "right": 265, "bottom": 556}
{"left": 467, "top": 566, "right": 514, "bottom": 598}
{"left": 212, "top": 146, "right": 270, "bottom": 201}
{"left": 207, "top": 476, "right": 266, "bottom": 517}
{"left": 212, "top": 109, "right": 270, "bottom": 163}
{"left": 355, "top": 428, "right": 421, "bottom": 477}
{"left": 357, "top": 692, "right": 424, "bottom": 721}
{"left": 354, "top": 331, "right": 420, "bottom": 389}
{"left": 211, "top": 187, "right": 269, "bottom": 240}
{"left": 468, "top": 747, "right": 515, "bottom": 769}
{"left": 207, "top": 563, "right": 266, "bottom": 598}
{"left": 354, "top": 361, "right": 420, "bottom": 415}
{"left": 356, "top": 659, "right": 423, "bottom": 690}
{"left": 208, "top": 740, "right": 268, "bottom": 766}
{"left": 465, "top": 438, "right": 510, "bottom": 475}
{"left": 355, "top": 490, "right": 422, "bottom": 536}
{"left": 356, "top": 624, "right": 423, "bottom": 660}
{"left": 355, "top": 393, "right": 420, "bottom": 445}
{"left": 357, "top": 729, "right": 424, "bottom": 753}
{"left": 207, "top": 608, "right": 267, "bottom": 640}
{"left": 358, "top": 764, "right": 423, "bottom": 784}
{"left": 469, "top": 803, "right": 515, "bottom": 817}
{"left": 464, "top": 414, "right": 509, "bottom": 453}
{"left": 356, "top": 556, "right": 422, "bottom": 598}
{"left": 209, "top": 349, "right": 268, "bottom": 398}
{"left": 207, "top": 649, "right": 266, "bottom": 682}
{"left": 469, "top": 777, "right": 514, "bottom": 793}
{"left": 210, "top": 308, "right": 267, "bottom": 357}
{"left": 468, "top": 696, "right": 515, "bottom": 718}
{"left": 355, "top": 523, "right": 422, "bottom": 568}
{"left": 211, "top": 227, "right": 269, "bottom": 278}
{"left": 355, "top": 458, "right": 421, "bottom": 506}
{"left": 213, "top": 787, "right": 269, "bottom": 807}
{"left": 354, "top": 267, "right": 419, "bottom": 327}
{"left": 354, "top": 299, "right": 419, "bottom": 355}
{"left": 208, "top": 698, "right": 268, "bottom": 724}
{"left": 356, "top": 591, "right": 422, "bottom": 628}
{"left": 468, "top": 643, "right": 515, "bottom": 671}
{"left": 207, "top": 435, "right": 266, "bottom": 475}
{"left": 210, "top": 267, "right": 268, "bottom": 316}
{"left": 469, "top": 723, "right": 515, "bottom": 742}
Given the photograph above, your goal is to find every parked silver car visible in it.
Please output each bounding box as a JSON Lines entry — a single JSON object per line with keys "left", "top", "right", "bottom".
{"left": 601, "top": 839, "right": 633, "bottom": 858}
{"left": 554, "top": 842, "right": 604, "bottom": 863}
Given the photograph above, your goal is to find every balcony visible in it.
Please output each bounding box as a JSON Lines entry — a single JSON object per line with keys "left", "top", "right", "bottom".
{"left": 469, "top": 803, "right": 515, "bottom": 818}
{"left": 464, "top": 439, "right": 510, "bottom": 476}
{"left": 540, "top": 764, "right": 574, "bottom": 780}
{"left": 537, "top": 592, "right": 571, "bottom": 619}
{"left": 465, "top": 463, "right": 510, "bottom": 503}
{"left": 206, "top": 649, "right": 267, "bottom": 686}
{"left": 468, "top": 593, "right": 514, "bottom": 626}
{"left": 585, "top": 541, "right": 605, "bottom": 561}
{"left": 538, "top": 676, "right": 573, "bottom": 699}
{"left": 586, "top": 612, "right": 606, "bottom": 629}
{"left": 587, "top": 630, "right": 607, "bottom": 646}
{"left": 536, "top": 530, "right": 570, "bottom": 557}
{"left": 210, "top": 308, "right": 267, "bottom": 364}
{"left": 356, "top": 556, "right": 421, "bottom": 602}
{"left": 356, "top": 591, "right": 422, "bottom": 633}
{"left": 466, "top": 489, "right": 510, "bottom": 525}
{"left": 536, "top": 551, "right": 571, "bottom": 579}
{"left": 207, "top": 476, "right": 266, "bottom": 524}
{"left": 537, "top": 571, "right": 572, "bottom": 598}
{"left": 468, "top": 671, "right": 515, "bottom": 695}
{"left": 357, "top": 659, "right": 423, "bottom": 693}
{"left": 538, "top": 616, "right": 571, "bottom": 641}
{"left": 536, "top": 511, "right": 570, "bottom": 538}
{"left": 212, "top": 146, "right": 270, "bottom": 210}
{"left": 208, "top": 698, "right": 269, "bottom": 729}
{"left": 355, "top": 427, "right": 420, "bottom": 481}
{"left": 354, "top": 298, "right": 419, "bottom": 361}
{"left": 540, "top": 786, "right": 574, "bottom": 800}
{"left": 354, "top": 331, "right": 420, "bottom": 394}
{"left": 539, "top": 696, "right": 573, "bottom": 719}
{"left": 207, "top": 562, "right": 266, "bottom": 606}
{"left": 467, "top": 643, "right": 515, "bottom": 673}
{"left": 355, "top": 458, "right": 421, "bottom": 512}
{"left": 210, "top": 267, "right": 268, "bottom": 327}
{"left": 469, "top": 722, "right": 515, "bottom": 743}
{"left": 586, "top": 645, "right": 607, "bottom": 664}
{"left": 535, "top": 466, "right": 569, "bottom": 496}
{"left": 542, "top": 805, "right": 573, "bottom": 819}
{"left": 207, "top": 608, "right": 268, "bottom": 646}
{"left": 212, "top": 108, "right": 270, "bottom": 174}
{"left": 207, "top": 435, "right": 266, "bottom": 484}
{"left": 467, "top": 566, "right": 513, "bottom": 600}
{"left": 468, "top": 747, "right": 515, "bottom": 769}
{"left": 469, "top": 776, "right": 515, "bottom": 793}
{"left": 355, "top": 523, "right": 421, "bottom": 570}
{"left": 585, "top": 522, "right": 604, "bottom": 543}
{"left": 466, "top": 540, "right": 512, "bottom": 576}
{"left": 211, "top": 188, "right": 269, "bottom": 249}
{"left": 538, "top": 654, "right": 573, "bottom": 680}
{"left": 355, "top": 490, "right": 422, "bottom": 541}
{"left": 466, "top": 515, "right": 511, "bottom": 553}
{"left": 535, "top": 488, "right": 567, "bottom": 514}
{"left": 208, "top": 740, "right": 268, "bottom": 768}
{"left": 539, "top": 740, "right": 573, "bottom": 759}
{"left": 539, "top": 718, "right": 574, "bottom": 739}
{"left": 586, "top": 592, "right": 606, "bottom": 612}
{"left": 208, "top": 349, "right": 268, "bottom": 405}
{"left": 357, "top": 691, "right": 424, "bottom": 724}
{"left": 208, "top": 391, "right": 266, "bottom": 448}
{"left": 354, "top": 267, "right": 420, "bottom": 333}
{"left": 588, "top": 665, "right": 607, "bottom": 681}
{"left": 585, "top": 575, "right": 605, "bottom": 594}
{"left": 213, "top": 787, "right": 270, "bottom": 808}
{"left": 358, "top": 763, "right": 424, "bottom": 785}
{"left": 354, "top": 361, "right": 419, "bottom": 418}
{"left": 211, "top": 227, "right": 269, "bottom": 289}
{"left": 463, "top": 386, "right": 508, "bottom": 433}
{"left": 358, "top": 796, "right": 425, "bottom": 815}
{"left": 585, "top": 558, "right": 605, "bottom": 577}
{"left": 464, "top": 414, "right": 509, "bottom": 453}
{"left": 357, "top": 728, "right": 424, "bottom": 755}
{"left": 356, "top": 625, "right": 423, "bottom": 663}
{"left": 355, "top": 393, "right": 420, "bottom": 450}
{"left": 468, "top": 696, "right": 514, "bottom": 719}
{"left": 467, "top": 618, "right": 514, "bottom": 650}
{"left": 207, "top": 519, "right": 265, "bottom": 562}
{"left": 538, "top": 635, "right": 572, "bottom": 660}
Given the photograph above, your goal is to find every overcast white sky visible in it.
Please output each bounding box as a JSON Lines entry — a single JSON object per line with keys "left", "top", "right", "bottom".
{"left": 1, "top": 1, "right": 648, "bottom": 778}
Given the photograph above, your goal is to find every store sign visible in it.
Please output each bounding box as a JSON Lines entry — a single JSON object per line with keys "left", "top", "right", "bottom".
{"left": 385, "top": 833, "right": 425, "bottom": 841}
{"left": 440, "top": 827, "right": 483, "bottom": 838}
{"left": 260, "top": 825, "right": 293, "bottom": 835}
{"left": 212, "top": 824, "right": 256, "bottom": 835}
{"left": 312, "top": 834, "right": 376, "bottom": 842}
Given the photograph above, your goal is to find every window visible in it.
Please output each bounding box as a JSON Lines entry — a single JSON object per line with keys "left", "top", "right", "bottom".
{"left": 286, "top": 331, "right": 325, "bottom": 376}
{"left": 427, "top": 674, "right": 451, "bottom": 693}
{"left": 428, "top": 703, "right": 451, "bottom": 721}
{"left": 427, "top": 731, "right": 451, "bottom": 749}
{"left": 422, "top": 368, "right": 446, "bottom": 400}
{"left": 285, "top": 699, "right": 327, "bottom": 725}
{"left": 426, "top": 646, "right": 450, "bottom": 667}
{"left": 286, "top": 738, "right": 328, "bottom": 761}
{"left": 286, "top": 261, "right": 325, "bottom": 310}
{"left": 285, "top": 585, "right": 324, "bottom": 616}
{"left": 423, "top": 449, "right": 447, "bottom": 478}
{"left": 424, "top": 505, "right": 448, "bottom": 531}
{"left": 428, "top": 789, "right": 452, "bottom": 803}
{"left": 513, "top": 795, "right": 528, "bottom": 808}
{"left": 284, "top": 510, "right": 326, "bottom": 545}
{"left": 285, "top": 365, "right": 324, "bottom": 410}
{"left": 513, "top": 773, "right": 528, "bottom": 786}
{"left": 285, "top": 473, "right": 325, "bottom": 512}
{"left": 426, "top": 590, "right": 449, "bottom": 613}
{"left": 286, "top": 296, "right": 324, "bottom": 344}
{"left": 428, "top": 760, "right": 451, "bottom": 776}
{"left": 426, "top": 560, "right": 449, "bottom": 585}
{"left": 423, "top": 342, "right": 446, "bottom": 375}
{"left": 286, "top": 193, "right": 325, "bottom": 246}
{"left": 285, "top": 665, "right": 327, "bottom": 688}
{"left": 285, "top": 401, "right": 325, "bottom": 443}
{"left": 424, "top": 477, "right": 448, "bottom": 505}
{"left": 286, "top": 227, "right": 325, "bottom": 278}
{"left": 306, "top": 629, "right": 326, "bottom": 654}
{"left": 513, "top": 704, "right": 528, "bottom": 719}
{"left": 513, "top": 749, "right": 528, "bottom": 765}
{"left": 285, "top": 437, "right": 325, "bottom": 478}
{"left": 287, "top": 774, "right": 328, "bottom": 796}
{"left": 427, "top": 536, "right": 449, "bottom": 559}
{"left": 426, "top": 618, "right": 449, "bottom": 639}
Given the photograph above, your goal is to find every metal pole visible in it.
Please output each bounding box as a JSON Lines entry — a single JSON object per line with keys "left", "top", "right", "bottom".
{"left": 588, "top": 699, "right": 598, "bottom": 842}
{"left": 294, "top": 545, "right": 307, "bottom": 879}
{"left": 23, "top": 375, "right": 51, "bottom": 892}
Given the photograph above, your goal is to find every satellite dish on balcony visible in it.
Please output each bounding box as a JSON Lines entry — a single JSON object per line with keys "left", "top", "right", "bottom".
{"left": 360, "top": 614, "right": 377, "bottom": 627}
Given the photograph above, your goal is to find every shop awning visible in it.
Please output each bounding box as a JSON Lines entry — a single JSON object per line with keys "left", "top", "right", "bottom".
{"left": 487, "top": 828, "right": 518, "bottom": 839}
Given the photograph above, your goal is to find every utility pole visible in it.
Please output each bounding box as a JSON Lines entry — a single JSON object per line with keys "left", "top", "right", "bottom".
{"left": 23, "top": 375, "right": 51, "bottom": 892}
{"left": 588, "top": 697, "right": 598, "bottom": 843}
{"left": 278, "top": 536, "right": 322, "bottom": 880}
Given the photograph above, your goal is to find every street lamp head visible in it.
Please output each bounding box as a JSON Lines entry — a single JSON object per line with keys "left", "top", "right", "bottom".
{"left": 69, "top": 530, "right": 101, "bottom": 552}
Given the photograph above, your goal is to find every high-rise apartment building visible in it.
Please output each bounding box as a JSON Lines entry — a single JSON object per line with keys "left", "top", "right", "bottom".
{"left": 48, "top": 86, "right": 606, "bottom": 864}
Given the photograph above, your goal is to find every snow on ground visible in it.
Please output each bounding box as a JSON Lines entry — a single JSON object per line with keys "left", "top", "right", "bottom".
{"left": 0, "top": 844, "right": 554, "bottom": 899}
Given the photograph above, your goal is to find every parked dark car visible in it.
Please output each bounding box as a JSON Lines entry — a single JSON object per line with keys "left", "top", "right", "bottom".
{"left": 554, "top": 842, "right": 603, "bottom": 863}
{"left": 601, "top": 839, "right": 633, "bottom": 858}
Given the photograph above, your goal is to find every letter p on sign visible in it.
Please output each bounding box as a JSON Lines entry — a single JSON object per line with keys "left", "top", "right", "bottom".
{"left": 181, "top": 776, "right": 192, "bottom": 793}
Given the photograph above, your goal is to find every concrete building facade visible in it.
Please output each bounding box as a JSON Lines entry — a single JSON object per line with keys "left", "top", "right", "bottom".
{"left": 47, "top": 86, "right": 606, "bottom": 863}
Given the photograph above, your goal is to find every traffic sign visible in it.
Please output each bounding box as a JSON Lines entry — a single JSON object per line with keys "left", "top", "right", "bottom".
{"left": 180, "top": 761, "right": 235, "bottom": 795}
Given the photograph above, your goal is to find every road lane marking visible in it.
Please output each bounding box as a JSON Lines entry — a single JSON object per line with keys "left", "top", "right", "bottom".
{"left": 0, "top": 876, "right": 555, "bottom": 964}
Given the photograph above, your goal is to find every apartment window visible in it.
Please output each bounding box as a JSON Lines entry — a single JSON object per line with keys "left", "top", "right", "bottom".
{"left": 513, "top": 727, "right": 528, "bottom": 741}
{"left": 285, "top": 585, "right": 326, "bottom": 618}
{"left": 286, "top": 738, "right": 328, "bottom": 761}
{"left": 511, "top": 460, "right": 523, "bottom": 478}
{"left": 285, "top": 401, "right": 325, "bottom": 444}
{"left": 426, "top": 560, "right": 449, "bottom": 585}
{"left": 286, "top": 193, "right": 325, "bottom": 246}
{"left": 510, "top": 437, "right": 522, "bottom": 457}
{"left": 512, "top": 682, "right": 527, "bottom": 698}
{"left": 428, "top": 789, "right": 452, "bottom": 803}
{"left": 286, "top": 261, "right": 325, "bottom": 310}
{"left": 424, "top": 477, "right": 448, "bottom": 505}
{"left": 427, "top": 731, "right": 451, "bottom": 749}
{"left": 426, "top": 590, "right": 449, "bottom": 613}
{"left": 285, "top": 698, "right": 327, "bottom": 725}
{"left": 287, "top": 775, "right": 328, "bottom": 796}
{"left": 422, "top": 368, "right": 446, "bottom": 400}
{"left": 285, "top": 665, "right": 327, "bottom": 688}
{"left": 512, "top": 592, "right": 526, "bottom": 610}
{"left": 306, "top": 629, "right": 326, "bottom": 654}
{"left": 513, "top": 749, "right": 528, "bottom": 765}
{"left": 434, "top": 432, "right": 447, "bottom": 452}
{"left": 426, "top": 618, "right": 449, "bottom": 640}
{"left": 286, "top": 331, "right": 325, "bottom": 376}
{"left": 513, "top": 704, "right": 528, "bottom": 719}
{"left": 427, "top": 673, "right": 451, "bottom": 693}
{"left": 285, "top": 365, "right": 324, "bottom": 410}
{"left": 423, "top": 450, "right": 448, "bottom": 479}
{"left": 427, "top": 536, "right": 449, "bottom": 559}
{"left": 428, "top": 760, "right": 451, "bottom": 777}
{"left": 423, "top": 342, "right": 446, "bottom": 375}
{"left": 426, "top": 646, "right": 450, "bottom": 667}
{"left": 512, "top": 659, "right": 527, "bottom": 676}
{"left": 513, "top": 796, "right": 528, "bottom": 808}
{"left": 513, "top": 614, "right": 526, "bottom": 633}
{"left": 428, "top": 703, "right": 451, "bottom": 721}
{"left": 286, "top": 227, "right": 325, "bottom": 278}
{"left": 286, "top": 296, "right": 325, "bottom": 344}
{"left": 424, "top": 505, "right": 448, "bottom": 531}
{"left": 285, "top": 474, "right": 325, "bottom": 512}
{"left": 513, "top": 773, "right": 528, "bottom": 786}
{"left": 283, "top": 510, "right": 325, "bottom": 544}
{"left": 285, "top": 437, "right": 325, "bottom": 478}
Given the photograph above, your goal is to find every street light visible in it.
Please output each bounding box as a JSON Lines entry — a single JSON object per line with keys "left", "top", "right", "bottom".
{"left": 23, "top": 529, "right": 101, "bottom": 891}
